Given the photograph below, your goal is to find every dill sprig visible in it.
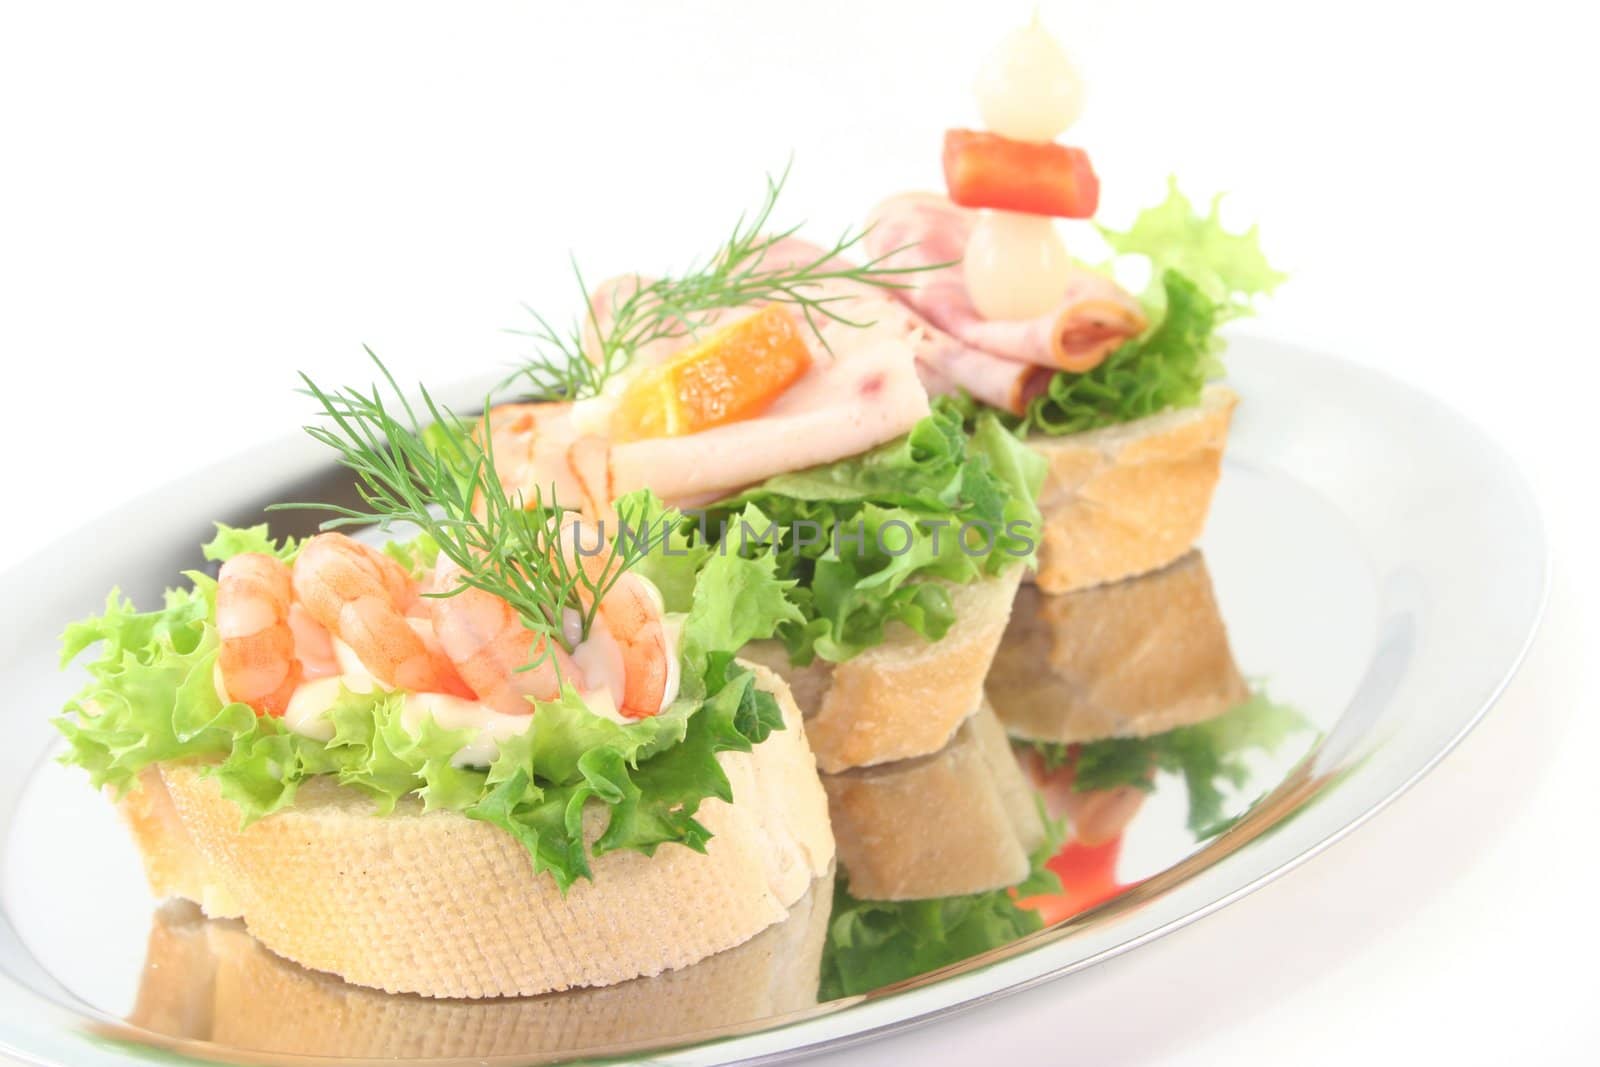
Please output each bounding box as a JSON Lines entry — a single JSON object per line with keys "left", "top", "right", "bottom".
{"left": 501, "top": 162, "right": 937, "bottom": 400}
{"left": 277, "top": 351, "right": 650, "bottom": 655}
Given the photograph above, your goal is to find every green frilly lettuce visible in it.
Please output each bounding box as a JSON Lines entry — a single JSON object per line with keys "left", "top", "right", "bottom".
{"left": 1023, "top": 179, "right": 1284, "bottom": 436}
{"left": 55, "top": 509, "right": 800, "bottom": 891}
{"left": 200, "top": 522, "right": 299, "bottom": 564}
{"left": 704, "top": 399, "right": 1045, "bottom": 663}
{"left": 1101, "top": 177, "right": 1287, "bottom": 319}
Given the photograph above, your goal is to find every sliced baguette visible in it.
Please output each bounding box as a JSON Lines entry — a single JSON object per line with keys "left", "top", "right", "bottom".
{"left": 128, "top": 873, "right": 833, "bottom": 1059}
{"left": 742, "top": 565, "right": 1024, "bottom": 773}
{"left": 1031, "top": 385, "right": 1237, "bottom": 594}
{"left": 117, "top": 662, "right": 834, "bottom": 999}
{"left": 822, "top": 701, "right": 1043, "bottom": 900}
{"left": 988, "top": 551, "right": 1248, "bottom": 744}
{"left": 117, "top": 764, "right": 242, "bottom": 918}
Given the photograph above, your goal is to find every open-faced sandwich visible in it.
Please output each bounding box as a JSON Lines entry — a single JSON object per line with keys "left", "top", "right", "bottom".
{"left": 56, "top": 369, "right": 833, "bottom": 999}
{"left": 55, "top": 19, "right": 1285, "bottom": 1006}
{"left": 855, "top": 16, "right": 1282, "bottom": 593}
{"left": 482, "top": 176, "right": 1046, "bottom": 773}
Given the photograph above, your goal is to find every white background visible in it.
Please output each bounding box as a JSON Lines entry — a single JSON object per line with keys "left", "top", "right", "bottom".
{"left": 2, "top": 1, "right": 1596, "bottom": 1063}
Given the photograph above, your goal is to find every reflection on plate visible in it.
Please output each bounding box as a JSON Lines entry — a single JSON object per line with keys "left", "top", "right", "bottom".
{"left": 821, "top": 703, "right": 1046, "bottom": 902}
{"left": 816, "top": 549, "right": 1314, "bottom": 1001}
{"left": 0, "top": 342, "right": 1546, "bottom": 1066}
{"left": 128, "top": 878, "right": 833, "bottom": 1060}
{"left": 990, "top": 551, "right": 1248, "bottom": 745}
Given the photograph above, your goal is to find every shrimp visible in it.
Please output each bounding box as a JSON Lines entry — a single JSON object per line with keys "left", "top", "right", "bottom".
{"left": 216, "top": 553, "right": 301, "bottom": 717}
{"left": 563, "top": 520, "right": 672, "bottom": 719}
{"left": 428, "top": 523, "right": 673, "bottom": 719}
{"left": 287, "top": 603, "right": 339, "bottom": 679}
{"left": 586, "top": 571, "right": 672, "bottom": 719}
{"left": 292, "top": 532, "right": 471, "bottom": 697}
{"left": 426, "top": 557, "right": 577, "bottom": 716}
{"left": 475, "top": 403, "right": 589, "bottom": 518}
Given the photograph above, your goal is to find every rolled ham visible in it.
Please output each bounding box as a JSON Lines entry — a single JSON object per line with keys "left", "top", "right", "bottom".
{"left": 864, "top": 192, "right": 1146, "bottom": 372}
{"left": 915, "top": 331, "right": 1052, "bottom": 413}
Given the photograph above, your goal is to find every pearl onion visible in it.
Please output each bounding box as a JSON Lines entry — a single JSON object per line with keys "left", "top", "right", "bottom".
{"left": 975, "top": 19, "right": 1084, "bottom": 143}
{"left": 964, "top": 211, "right": 1072, "bottom": 320}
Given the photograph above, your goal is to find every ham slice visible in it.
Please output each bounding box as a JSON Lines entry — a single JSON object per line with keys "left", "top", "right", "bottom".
{"left": 611, "top": 336, "right": 930, "bottom": 504}
{"left": 493, "top": 252, "right": 936, "bottom": 510}
{"left": 583, "top": 242, "right": 1048, "bottom": 415}
{"left": 581, "top": 236, "right": 1058, "bottom": 415}
{"left": 753, "top": 238, "right": 1051, "bottom": 416}
{"left": 582, "top": 273, "right": 742, "bottom": 373}
{"left": 864, "top": 192, "right": 1146, "bottom": 372}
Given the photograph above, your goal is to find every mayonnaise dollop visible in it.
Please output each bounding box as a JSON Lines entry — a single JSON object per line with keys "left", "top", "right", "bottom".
{"left": 282, "top": 675, "right": 360, "bottom": 742}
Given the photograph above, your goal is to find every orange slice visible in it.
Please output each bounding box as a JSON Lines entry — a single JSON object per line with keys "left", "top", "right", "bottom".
{"left": 610, "top": 305, "right": 812, "bottom": 442}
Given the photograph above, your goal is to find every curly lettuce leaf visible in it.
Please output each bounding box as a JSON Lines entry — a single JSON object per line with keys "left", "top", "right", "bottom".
{"left": 57, "top": 521, "right": 801, "bottom": 891}
{"left": 1023, "top": 179, "right": 1282, "bottom": 436}
{"left": 466, "top": 674, "right": 753, "bottom": 883}
{"left": 1100, "top": 177, "right": 1286, "bottom": 321}
{"left": 628, "top": 491, "right": 714, "bottom": 614}
{"left": 55, "top": 580, "right": 253, "bottom": 792}
{"left": 200, "top": 523, "right": 300, "bottom": 564}
{"left": 619, "top": 489, "right": 804, "bottom": 681}
{"left": 677, "top": 507, "right": 804, "bottom": 664}
{"left": 711, "top": 401, "right": 1044, "bottom": 663}
{"left": 381, "top": 531, "right": 440, "bottom": 577}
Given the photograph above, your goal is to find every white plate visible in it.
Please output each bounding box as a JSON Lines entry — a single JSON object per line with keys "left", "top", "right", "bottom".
{"left": 0, "top": 338, "right": 1545, "bottom": 1065}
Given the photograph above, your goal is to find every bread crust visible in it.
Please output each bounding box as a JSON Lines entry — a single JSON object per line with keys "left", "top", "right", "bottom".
{"left": 117, "top": 764, "right": 242, "bottom": 918}
{"left": 1031, "top": 386, "right": 1237, "bottom": 594}
{"left": 822, "top": 701, "right": 1043, "bottom": 900}
{"left": 988, "top": 551, "right": 1248, "bottom": 743}
{"left": 118, "top": 663, "right": 834, "bottom": 999}
{"left": 742, "top": 566, "right": 1024, "bottom": 773}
